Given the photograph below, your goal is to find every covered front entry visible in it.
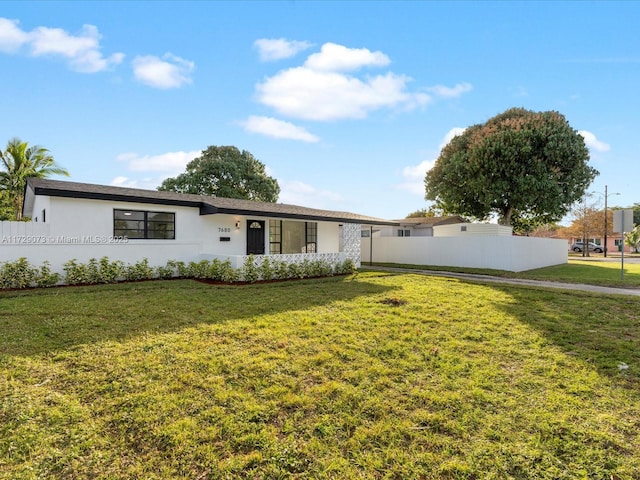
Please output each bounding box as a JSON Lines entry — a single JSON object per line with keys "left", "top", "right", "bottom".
{"left": 246, "top": 220, "right": 265, "bottom": 254}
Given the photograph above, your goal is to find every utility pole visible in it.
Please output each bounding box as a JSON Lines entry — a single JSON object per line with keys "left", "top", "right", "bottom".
{"left": 604, "top": 185, "right": 609, "bottom": 258}
{"left": 592, "top": 185, "right": 619, "bottom": 257}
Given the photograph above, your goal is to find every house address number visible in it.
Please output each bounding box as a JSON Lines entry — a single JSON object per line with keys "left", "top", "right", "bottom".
{"left": 218, "top": 227, "right": 231, "bottom": 233}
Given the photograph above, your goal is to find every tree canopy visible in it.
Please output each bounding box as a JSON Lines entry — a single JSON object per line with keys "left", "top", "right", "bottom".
{"left": 565, "top": 203, "right": 611, "bottom": 241}
{"left": 405, "top": 206, "right": 444, "bottom": 218}
{"left": 0, "top": 138, "right": 69, "bottom": 220}
{"left": 424, "top": 108, "right": 598, "bottom": 230}
{"left": 626, "top": 226, "right": 640, "bottom": 253}
{"left": 158, "top": 146, "right": 280, "bottom": 202}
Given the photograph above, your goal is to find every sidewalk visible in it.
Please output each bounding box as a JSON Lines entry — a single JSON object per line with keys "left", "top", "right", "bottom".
{"left": 361, "top": 265, "right": 640, "bottom": 297}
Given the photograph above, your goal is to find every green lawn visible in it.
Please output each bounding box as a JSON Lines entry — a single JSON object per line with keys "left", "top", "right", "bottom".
{"left": 513, "top": 259, "right": 640, "bottom": 287}
{"left": 1, "top": 274, "right": 640, "bottom": 479}
{"left": 369, "top": 259, "right": 640, "bottom": 288}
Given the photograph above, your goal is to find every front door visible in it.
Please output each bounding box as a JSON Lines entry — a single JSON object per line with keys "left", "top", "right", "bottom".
{"left": 246, "top": 220, "right": 265, "bottom": 254}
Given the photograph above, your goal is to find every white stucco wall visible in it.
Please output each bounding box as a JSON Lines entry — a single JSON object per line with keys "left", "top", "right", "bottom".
{"left": 361, "top": 235, "right": 567, "bottom": 272}
{"left": 433, "top": 223, "right": 513, "bottom": 236}
{"left": 3, "top": 195, "right": 358, "bottom": 276}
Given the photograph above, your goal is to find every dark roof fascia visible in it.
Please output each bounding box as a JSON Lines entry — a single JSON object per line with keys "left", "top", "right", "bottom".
{"left": 33, "top": 185, "right": 203, "bottom": 209}
{"left": 31, "top": 179, "right": 398, "bottom": 226}
{"left": 209, "top": 206, "right": 398, "bottom": 225}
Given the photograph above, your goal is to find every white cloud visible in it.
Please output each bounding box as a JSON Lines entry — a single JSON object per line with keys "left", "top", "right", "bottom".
{"left": 427, "top": 82, "right": 473, "bottom": 98}
{"left": 0, "top": 17, "right": 123, "bottom": 72}
{"left": 254, "top": 42, "right": 442, "bottom": 121}
{"left": 116, "top": 150, "right": 200, "bottom": 173}
{"left": 0, "top": 18, "right": 29, "bottom": 52}
{"left": 304, "top": 42, "right": 390, "bottom": 72}
{"left": 132, "top": 53, "right": 194, "bottom": 89}
{"left": 110, "top": 176, "right": 136, "bottom": 187}
{"left": 397, "top": 129, "right": 465, "bottom": 195}
{"left": 241, "top": 116, "right": 319, "bottom": 142}
{"left": 439, "top": 127, "right": 466, "bottom": 150}
{"left": 397, "top": 160, "right": 436, "bottom": 195}
{"left": 257, "top": 66, "right": 430, "bottom": 121}
{"left": 578, "top": 130, "right": 610, "bottom": 153}
{"left": 254, "top": 38, "right": 312, "bottom": 62}
{"left": 30, "top": 24, "right": 124, "bottom": 73}
{"left": 110, "top": 176, "right": 168, "bottom": 190}
{"left": 279, "top": 180, "right": 343, "bottom": 209}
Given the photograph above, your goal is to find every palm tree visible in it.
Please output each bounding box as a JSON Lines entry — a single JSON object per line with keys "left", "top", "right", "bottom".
{"left": 0, "top": 138, "right": 69, "bottom": 220}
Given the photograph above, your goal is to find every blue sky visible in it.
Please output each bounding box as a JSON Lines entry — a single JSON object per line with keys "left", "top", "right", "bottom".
{"left": 1, "top": 1, "right": 638, "bottom": 221}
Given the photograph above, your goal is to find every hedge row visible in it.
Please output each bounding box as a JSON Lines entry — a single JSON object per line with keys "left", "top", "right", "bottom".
{"left": 0, "top": 256, "right": 357, "bottom": 290}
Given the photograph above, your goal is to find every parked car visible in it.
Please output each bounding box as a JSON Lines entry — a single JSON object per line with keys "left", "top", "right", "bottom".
{"left": 570, "top": 241, "right": 604, "bottom": 253}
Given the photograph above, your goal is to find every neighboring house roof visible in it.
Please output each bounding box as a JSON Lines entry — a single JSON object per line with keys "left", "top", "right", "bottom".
{"left": 394, "top": 215, "right": 467, "bottom": 228}
{"left": 23, "top": 178, "right": 398, "bottom": 226}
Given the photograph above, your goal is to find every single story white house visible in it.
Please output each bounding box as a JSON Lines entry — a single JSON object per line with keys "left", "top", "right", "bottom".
{"left": 2, "top": 178, "right": 569, "bottom": 277}
{"left": 362, "top": 216, "right": 513, "bottom": 238}
{"left": 4, "top": 178, "right": 396, "bottom": 275}
{"left": 362, "top": 216, "right": 467, "bottom": 238}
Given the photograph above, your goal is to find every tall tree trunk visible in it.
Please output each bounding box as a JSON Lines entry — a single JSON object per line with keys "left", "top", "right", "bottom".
{"left": 13, "top": 194, "right": 23, "bottom": 221}
{"left": 500, "top": 207, "right": 513, "bottom": 226}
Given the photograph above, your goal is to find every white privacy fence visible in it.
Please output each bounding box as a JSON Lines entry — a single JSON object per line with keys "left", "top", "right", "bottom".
{"left": 361, "top": 235, "right": 568, "bottom": 272}
{"left": 1, "top": 221, "right": 50, "bottom": 238}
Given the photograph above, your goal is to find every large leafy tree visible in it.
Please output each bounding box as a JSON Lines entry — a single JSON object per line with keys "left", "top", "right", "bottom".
{"left": 631, "top": 202, "right": 640, "bottom": 226}
{"left": 565, "top": 199, "right": 612, "bottom": 256}
{"left": 0, "top": 190, "right": 14, "bottom": 221}
{"left": 405, "top": 206, "right": 443, "bottom": 218}
{"left": 0, "top": 138, "right": 69, "bottom": 220}
{"left": 424, "top": 108, "right": 598, "bottom": 230}
{"left": 158, "top": 145, "right": 280, "bottom": 202}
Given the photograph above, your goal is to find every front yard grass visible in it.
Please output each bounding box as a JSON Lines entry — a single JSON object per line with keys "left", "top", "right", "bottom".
{"left": 370, "top": 259, "right": 640, "bottom": 288}
{"left": 1, "top": 273, "right": 640, "bottom": 479}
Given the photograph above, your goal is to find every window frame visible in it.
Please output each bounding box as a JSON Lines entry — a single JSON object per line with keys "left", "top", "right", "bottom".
{"left": 113, "top": 209, "right": 175, "bottom": 240}
{"left": 269, "top": 220, "right": 317, "bottom": 254}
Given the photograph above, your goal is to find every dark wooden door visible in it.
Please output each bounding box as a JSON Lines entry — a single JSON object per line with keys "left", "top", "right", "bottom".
{"left": 246, "top": 220, "right": 265, "bottom": 254}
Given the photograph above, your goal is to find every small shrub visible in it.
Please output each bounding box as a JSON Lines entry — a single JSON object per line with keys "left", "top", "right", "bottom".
{"left": 205, "top": 258, "right": 222, "bottom": 281}
{"left": 64, "top": 259, "right": 89, "bottom": 285}
{"left": 155, "top": 261, "right": 176, "bottom": 280}
{"left": 309, "top": 259, "right": 332, "bottom": 277}
{"left": 188, "top": 260, "right": 210, "bottom": 279}
{"left": 274, "top": 260, "right": 289, "bottom": 280}
{"left": 35, "top": 261, "right": 60, "bottom": 288}
{"left": 259, "top": 257, "right": 274, "bottom": 281}
{"left": 174, "top": 260, "right": 189, "bottom": 278}
{"left": 242, "top": 255, "right": 260, "bottom": 283}
{"left": 336, "top": 258, "right": 357, "bottom": 275}
{"left": 299, "top": 259, "right": 312, "bottom": 279}
{"left": 0, "top": 258, "right": 38, "bottom": 289}
{"left": 287, "top": 262, "right": 303, "bottom": 279}
{"left": 219, "top": 259, "right": 238, "bottom": 283}
{"left": 99, "top": 257, "right": 125, "bottom": 283}
{"left": 125, "top": 258, "right": 154, "bottom": 281}
{"left": 86, "top": 258, "right": 102, "bottom": 284}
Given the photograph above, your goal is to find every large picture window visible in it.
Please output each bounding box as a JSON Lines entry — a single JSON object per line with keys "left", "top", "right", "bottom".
{"left": 114, "top": 209, "right": 175, "bottom": 239}
{"left": 269, "top": 220, "right": 317, "bottom": 254}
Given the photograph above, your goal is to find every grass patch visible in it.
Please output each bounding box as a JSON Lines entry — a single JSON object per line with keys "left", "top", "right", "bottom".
{"left": 1, "top": 274, "right": 640, "bottom": 478}
{"left": 512, "top": 259, "right": 640, "bottom": 287}
{"left": 368, "top": 259, "right": 640, "bottom": 288}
